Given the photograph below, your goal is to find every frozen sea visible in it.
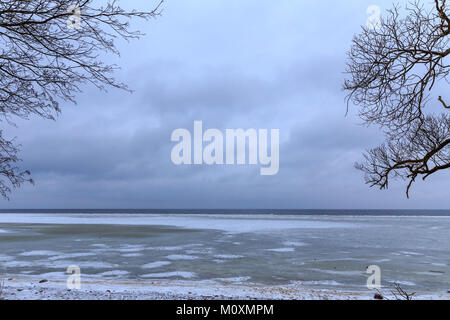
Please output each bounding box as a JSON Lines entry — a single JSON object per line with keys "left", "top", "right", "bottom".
{"left": 0, "top": 210, "right": 449, "bottom": 297}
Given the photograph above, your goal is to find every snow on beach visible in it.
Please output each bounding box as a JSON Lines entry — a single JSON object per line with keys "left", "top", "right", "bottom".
{"left": 1, "top": 276, "right": 448, "bottom": 300}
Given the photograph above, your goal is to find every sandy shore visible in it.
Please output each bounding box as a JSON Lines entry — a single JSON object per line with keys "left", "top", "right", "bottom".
{"left": 1, "top": 276, "right": 448, "bottom": 300}
{"left": 0, "top": 276, "right": 372, "bottom": 300}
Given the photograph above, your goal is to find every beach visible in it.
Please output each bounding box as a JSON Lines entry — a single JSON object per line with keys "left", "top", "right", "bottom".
{"left": 1, "top": 276, "right": 374, "bottom": 300}
{"left": 1, "top": 211, "right": 449, "bottom": 300}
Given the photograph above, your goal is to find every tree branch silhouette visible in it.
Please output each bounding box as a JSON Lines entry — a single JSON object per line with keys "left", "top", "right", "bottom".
{"left": 0, "top": 0, "right": 163, "bottom": 199}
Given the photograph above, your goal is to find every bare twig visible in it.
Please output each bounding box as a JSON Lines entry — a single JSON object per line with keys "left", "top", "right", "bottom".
{"left": 438, "top": 96, "right": 450, "bottom": 108}
{"left": 0, "top": 0, "right": 163, "bottom": 199}
{"left": 391, "top": 283, "right": 416, "bottom": 300}
{"left": 0, "top": 278, "right": 5, "bottom": 300}
{"left": 373, "top": 283, "right": 416, "bottom": 300}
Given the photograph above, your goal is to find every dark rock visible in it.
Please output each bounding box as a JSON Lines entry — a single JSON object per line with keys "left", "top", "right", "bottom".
{"left": 374, "top": 293, "right": 384, "bottom": 300}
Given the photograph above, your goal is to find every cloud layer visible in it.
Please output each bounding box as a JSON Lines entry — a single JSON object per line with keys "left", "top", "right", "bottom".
{"left": 2, "top": 0, "right": 449, "bottom": 209}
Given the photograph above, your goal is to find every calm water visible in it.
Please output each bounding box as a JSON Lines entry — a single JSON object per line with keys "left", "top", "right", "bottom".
{"left": 0, "top": 210, "right": 449, "bottom": 295}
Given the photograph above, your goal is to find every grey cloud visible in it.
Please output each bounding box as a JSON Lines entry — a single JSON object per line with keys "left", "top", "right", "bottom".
{"left": 2, "top": 0, "right": 449, "bottom": 209}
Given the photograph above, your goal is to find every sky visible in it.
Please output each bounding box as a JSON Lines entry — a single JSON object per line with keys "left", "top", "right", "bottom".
{"left": 2, "top": 0, "right": 449, "bottom": 209}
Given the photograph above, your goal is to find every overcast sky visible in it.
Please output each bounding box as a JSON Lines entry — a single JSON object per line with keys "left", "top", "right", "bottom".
{"left": 2, "top": 0, "right": 449, "bottom": 209}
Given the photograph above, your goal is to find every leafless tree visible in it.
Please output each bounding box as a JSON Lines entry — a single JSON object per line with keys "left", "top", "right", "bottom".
{"left": 344, "top": 0, "right": 449, "bottom": 197}
{"left": 0, "top": 0, "right": 163, "bottom": 199}
{"left": 391, "top": 283, "right": 416, "bottom": 300}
